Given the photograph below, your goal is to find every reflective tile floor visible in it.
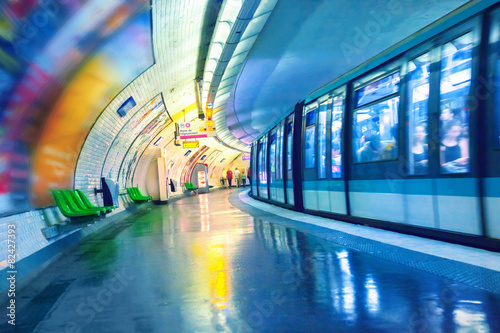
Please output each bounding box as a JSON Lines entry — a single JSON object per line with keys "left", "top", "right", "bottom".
{"left": 2, "top": 188, "right": 500, "bottom": 332}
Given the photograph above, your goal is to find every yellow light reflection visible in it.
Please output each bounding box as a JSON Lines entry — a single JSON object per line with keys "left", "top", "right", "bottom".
{"left": 207, "top": 244, "right": 229, "bottom": 309}
{"left": 192, "top": 243, "right": 230, "bottom": 311}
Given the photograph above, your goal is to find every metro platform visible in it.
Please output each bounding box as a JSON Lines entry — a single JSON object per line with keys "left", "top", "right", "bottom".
{"left": 2, "top": 188, "right": 500, "bottom": 332}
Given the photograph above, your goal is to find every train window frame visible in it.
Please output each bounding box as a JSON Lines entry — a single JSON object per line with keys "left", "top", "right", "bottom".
{"left": 286, "top": 116, "right": 294, "bottom": 171}
{"left": 352, "top": 69, "right": 401, "bottom": 165}
{"left": 330, "top": 93, "right": 345, "bottom": 179}
{"left": 317, "top": 99, "right": 330, "bottom": 179}
{"left": 276, "top": 121, "right": 284, "bottom": 181}
{"left": 269, "top": 129, "right": 278, "bottom": 183}
{"left": 258, "top": 136, "right": 268, "bottom": 189}
{"left": 304, "top": 103, "right": 318, "bottom": 169}
{"left": 489, "top": 9, "right": 500, "bottom": 151}
{"left": 406, "top": 51, "right": 432, "bottom": 176}
{"left": 438, "top": 31, "right": 475, "bottom": 175}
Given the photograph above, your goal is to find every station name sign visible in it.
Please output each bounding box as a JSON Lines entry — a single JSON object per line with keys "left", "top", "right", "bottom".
{"left": 178, "top": 121, "right": 216, "bottom": 139}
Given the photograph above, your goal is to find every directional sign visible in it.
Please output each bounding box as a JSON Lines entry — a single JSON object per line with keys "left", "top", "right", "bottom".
{"left": 178, "top": 121, "right": 216, "bottom": 139}
{"left": 178, "top": 122, "right": 204, "bottom": 139}
{"left": 183, "top": 141, "right": 199, "bottom": 149}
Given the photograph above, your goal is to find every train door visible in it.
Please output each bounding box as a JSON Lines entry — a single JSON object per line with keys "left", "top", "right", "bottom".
{"left": 302, "top": 90, "right": 347, "bottom": 214}
{"left": 257, "top": 135, "right": 269, "bottom": 199}
{"left": 276, "top": 122, "right": 285, "bottom": 203}
{"left": 403, "top": 21, "right": 481, "bottom": 235}
{"left": 432, "top": 26, "right": 481, "bottom": 235}
{"left": 302, "top": 102, "right": 319, "bottom": 210}
{"left": 404, "top": 49, "right": 438, "bottom": 228}
{"left": 329, "top": 93, "right": 347, "bottom": 214}
{"left": 285, "top": 114, "right": 294, "bottom": 205}
{"left": 483, "top": 10, "right": 500, "bottom": 239}
{"left": 350, "top": 69, "right": 404, "bottom": 223}
{"left": 251, "top": 142, "right": 258, "bottom": 196}
{"left": 269, "top": 128, "right": 278, "bottom": 201}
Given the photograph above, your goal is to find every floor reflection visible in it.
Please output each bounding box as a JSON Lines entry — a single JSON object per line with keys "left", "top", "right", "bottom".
{"left": 4, "top": 189, "right": 500, "bottom": 332}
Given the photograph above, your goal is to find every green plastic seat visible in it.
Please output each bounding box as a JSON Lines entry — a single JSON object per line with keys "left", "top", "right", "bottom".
{"left": 76, "top": 189, "right": 114, "bottom": 213}
{"left": 68, "top": 190, "right": 111, "bottom": 214}
{"left": 127, "top": 187, "right": 149, "bottom": 203}
{"left": 51, "top": 190, "right": 100, "bottom": 219}
{"left": 132, "top": 187, "right": 152, "bottom": 200}
{"left": 184, "top": 182, "right": 198, "bottom": 191}
{"left": 60, "top": 190, "right": 92, "bottom": 214}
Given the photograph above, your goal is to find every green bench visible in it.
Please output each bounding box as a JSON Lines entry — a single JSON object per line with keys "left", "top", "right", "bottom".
{"left": 184, "top": 182, "right": 198, "bottom": 194}
{"left": 127, "top": 187, "right": 152, "bottom": 203}
{"left": 51, "top": 190, "right": 101, "bottom": 221}
{"left": 75, "top": 189, "right": 115, "bottom": 213}
{"left": 51, "top": 189, "right": 117, "bottom": 222}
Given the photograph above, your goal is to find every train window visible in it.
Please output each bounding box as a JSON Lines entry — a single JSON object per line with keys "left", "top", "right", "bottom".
{"left": 305, "top": 108, "right": 317, "bottom": 168}
{"left": 270, "top": 132, "right": 277, "bottom": 181}
{"left": 280, "top": 123, "right": 285, "bottom": 179}
{"left": 332, "top": 95, "right": 344, "bottom": 178}
{"left": 439, "top": 32, "right": 472, "bottom": 174}
{"left": 355, "top": 72, "right": 400, "bottom": 107}
{"left": 276, "top": 124, "right": 283, "bottom": 180}
{"left": 407, "top": 53, "right": 431, "bottom": 175}
{"left": 353, "top": 73, "right": 400, "bottom": 163}
{"left": 318, "top": 101, "right": 328, "bottom": 178}
{"left": 286, "top": 119, "right": 293, "bottom": 170}
{"left": 258, "top": 138, "right": 267, "bottom": 186}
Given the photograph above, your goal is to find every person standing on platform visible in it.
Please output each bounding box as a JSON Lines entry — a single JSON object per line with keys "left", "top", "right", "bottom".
{"left": 234, "top": 168, "right": 241, "bottom": 187}
{"left": 227, "top": 169, "right": 233, "bottom": 188}
{"left": 242, "top": 170, "right": 246, "bottom": 186}
{"left": 221, "top": 168, "right": 227, "bottom": 188}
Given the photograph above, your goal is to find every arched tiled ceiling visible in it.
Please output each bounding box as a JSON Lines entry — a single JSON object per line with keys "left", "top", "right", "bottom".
{"left": 219, "top": 0, "right": 470, "bottom": 145}
{"left": 75, "top": 0, "right": 228, "bottom": 201}
{"left": 202, "top": 0, "right": 279, "bottom": 152}
{"left": 76, "top": 0, "right": 274, "bottom": 202}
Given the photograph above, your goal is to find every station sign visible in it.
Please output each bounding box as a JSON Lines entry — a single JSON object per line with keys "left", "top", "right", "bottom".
{"left": 178, "top": 121, "right": 216, "bottom": 139}
{"left": 242, "top": 155, "right": 250, "bottom": 161}
{"left": 183, "top": 141, "right": 199, "bottom": 149}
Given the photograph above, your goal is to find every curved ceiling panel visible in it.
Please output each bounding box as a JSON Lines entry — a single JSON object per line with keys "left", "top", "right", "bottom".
{"left": 225, "top": 0, "right": 469, "bottom": 144}
{"left": 202, "top": 0, "right": 278, "bottom": 152}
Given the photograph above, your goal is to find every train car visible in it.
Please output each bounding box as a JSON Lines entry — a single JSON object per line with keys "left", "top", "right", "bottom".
{"left": 250, "top": 1, "right": 500, "bottom": 251}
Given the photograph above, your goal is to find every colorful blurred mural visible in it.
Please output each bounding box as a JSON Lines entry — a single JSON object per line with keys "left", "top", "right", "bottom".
{"left": 0, "top": 0, "right": 153, "bottom": 212}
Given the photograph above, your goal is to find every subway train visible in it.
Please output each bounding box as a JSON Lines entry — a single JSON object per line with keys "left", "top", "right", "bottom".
{"left": 249, "top": 1, "right": 500, "bottom": 251}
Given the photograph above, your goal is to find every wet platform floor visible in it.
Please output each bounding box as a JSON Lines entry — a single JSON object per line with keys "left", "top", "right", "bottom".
{"left": 2, "top": 188, "right": 500, "bottom": 332}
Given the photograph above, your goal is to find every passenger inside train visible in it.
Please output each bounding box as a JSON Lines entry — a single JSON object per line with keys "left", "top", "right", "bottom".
{"left": 441, "top": 118, "right": 470, "bottom": 173}
{"left": 412, "top": 124, "right": 429, "bottom": 174}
